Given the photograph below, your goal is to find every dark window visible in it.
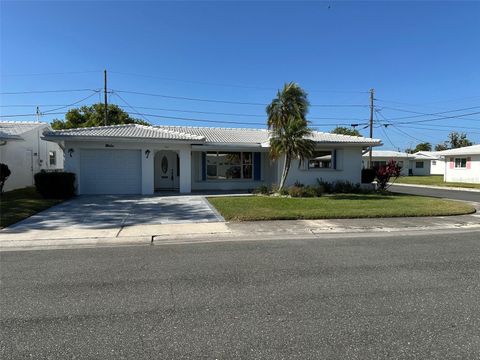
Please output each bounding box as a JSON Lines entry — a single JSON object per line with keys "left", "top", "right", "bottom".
{"left": 309, "top": 151, "right": 332, "bottom": 169}
{"left": 206, "top": 152, "right": 253, "bottom": 180}
{"left": 416, "top": 161, "right": 424, "bottom": 168}
{"left": 49, "top": 151, "right": 56, "bottom": 166}
{"left": 455, "top": 158, "right": 467, "bottom": 168}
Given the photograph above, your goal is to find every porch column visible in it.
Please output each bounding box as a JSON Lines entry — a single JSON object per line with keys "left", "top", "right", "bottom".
{"left": 141, "top": 147, "right": 154, "bottom": 195}
{"left": 179, "top": 147, "right": 192, "bottom": 193}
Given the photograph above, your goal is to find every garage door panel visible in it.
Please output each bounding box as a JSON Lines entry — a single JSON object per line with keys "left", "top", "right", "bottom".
{"left": 80, "top": 149, "right": 141, "bottom": 194}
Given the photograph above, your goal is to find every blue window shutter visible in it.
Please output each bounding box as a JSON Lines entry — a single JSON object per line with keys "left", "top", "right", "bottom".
{"left": 254, "top": 152, "right": 261, "bottom": 181}
{"left": 333, "top": 150, "right": 337, "bottom": 169}
{"left": 201, "top": 152, "right": 206, "bottom": 181}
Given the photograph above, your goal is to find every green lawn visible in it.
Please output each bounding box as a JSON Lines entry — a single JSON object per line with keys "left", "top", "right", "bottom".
{"left": 395, "top": 175, "right": 480, "bottom": 189}
{"left": 207, "top": 194, "right": 475, "bottom": 221}
{"left": 0, "top": 187, "right": 64, "bottom": 228}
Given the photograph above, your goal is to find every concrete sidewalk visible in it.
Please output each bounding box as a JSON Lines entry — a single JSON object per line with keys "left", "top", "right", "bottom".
{"left": 1, "top": 210, "right": 479, "bottom": 251}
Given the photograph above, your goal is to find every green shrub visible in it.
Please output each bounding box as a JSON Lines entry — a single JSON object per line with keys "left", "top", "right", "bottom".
{"left": 254, "top": 185, "right": 270, "bottom": 195}
{"left": 34, "top": 171, "right": 76, "bottom": 199}
{"left": 317, "top": 178, "right": 367, "bottom": 194}
{"left": 287, "top": 185, "right": 318, "bottom": 198}
{"left": 279, "top": 187, "right": 289, "bottom": 196}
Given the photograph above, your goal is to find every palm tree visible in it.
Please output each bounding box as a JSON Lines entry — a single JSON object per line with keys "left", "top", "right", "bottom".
{"left": 267, "top": 82, "right": 316, "bottom": 190}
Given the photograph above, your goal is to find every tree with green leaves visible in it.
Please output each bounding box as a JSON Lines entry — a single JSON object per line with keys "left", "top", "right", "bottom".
{"left": 51, "top": 103, "right": 149, "bottom": 130}
{"left": 267, "top": 82, "right": 316, "bottom": 190}
{"left": 405, "top": 142, "right": 432, "bottom": 154}
{"left": 331, "top": 126, "right": 361, "bottom": 137}
{"left": 448, "top": 131, "right": 472, "bottom": 149}
{"left": 434, "top": 143, "right": 448, "bottom": 151}
{"left": 433, "top": 132, "right": 473, "bottom": 151}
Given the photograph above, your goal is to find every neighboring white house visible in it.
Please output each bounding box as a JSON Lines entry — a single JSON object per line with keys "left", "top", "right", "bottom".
{"left": 0, "top": 122, "right": 64, "bottom": 191}
{"left": 436, "top": 144, "right": 480, "bottom": 184}
{"left": 43, "top": 124, "right": 382, "bottom": 195}
{"left": 412, "top": 151, "right": 445, "bottom": 175}
{"left": 362, "top": 150, "right": 412, "bottom": 176}
{"left": 362, "top": 150, "right": 444, "bottom": 176}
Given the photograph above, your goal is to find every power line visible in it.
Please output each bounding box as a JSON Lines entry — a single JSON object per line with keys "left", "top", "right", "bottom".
{"left": 376, "top": 105, "right": 480, "bottom": 121}
{"left": 0, "top": 112, "right": 67, "bottom": 118}
{"left": 112, "top": 89, "right": 369, "bottom": 108}
{"left": 0, "top": 70, "right": 102, "bottom": 77}
{"left": 42, "top": 91, "right": 101, "bottom": 113}
{"left": 103, "top": 97, "right": 368, "bottom": 122}
{"left": 112, "top": 92, "right": 151, "bottom": 124}
{"left": 109, "top": 71, "right": 369, "bottom": 94}
{"left": 376, "top": 96, "right": 480, "bottom": 107}
{"left": 374, "top": 112, "right": 396, "bottom": 149}
{"left": 0, "top": 88, "right": 99, "bottom": 95}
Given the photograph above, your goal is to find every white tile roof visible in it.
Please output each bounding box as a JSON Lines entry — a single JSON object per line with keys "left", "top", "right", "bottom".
{"left": 156, "top": 125, "right": 381, "bottom": 145}
{"left": 44, "top": 124, "right": 382, "bottom": 146}
{"left": 435, "top": 144, "right": 480, "bottom": 156}
{"left": 0, "top": 121, "right": 46, "bottom": 138}
{"left": 44, "top": 124, "right": 205, "bottom": 142}
{"left": 413, "top": 151, "right": 441, "bottom": 160}
{"left": 156, "top": 126, "right": 269, "bottom": 144}
{"left": 362, "top": 150, "right": 411, "bottom": 158}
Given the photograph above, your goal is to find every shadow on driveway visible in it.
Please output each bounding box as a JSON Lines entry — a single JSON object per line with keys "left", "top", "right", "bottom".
{"left": 1, "top": 195, "right": 224, "bottom": 233}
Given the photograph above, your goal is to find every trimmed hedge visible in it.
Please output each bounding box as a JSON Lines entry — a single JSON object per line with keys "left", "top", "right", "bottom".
{"left": 34, "top": 171, "right": 76, "bottom": 199}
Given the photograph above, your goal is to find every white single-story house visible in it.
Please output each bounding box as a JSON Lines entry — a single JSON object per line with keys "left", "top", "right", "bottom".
{"left": 0, "top": 122, "right": 64, "bottom": 191}
{"left": 362, "top": 150, "right": 444, "bottom": 176}
{"left": 362, "top": 150, "right": 412, "bottom": 176}
{"left": 43, "top": 124, "right": 382, "bottom": 195}
{"left": 412, "top": 151, "right": 445, "bottom": 175}
{"left": 436, "top": 144, "right": 480, "bottom": 184}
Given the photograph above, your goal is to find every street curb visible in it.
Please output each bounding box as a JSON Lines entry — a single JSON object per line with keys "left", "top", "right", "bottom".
{"left": 390, "top": 183, "right": 480, "bottom": 193}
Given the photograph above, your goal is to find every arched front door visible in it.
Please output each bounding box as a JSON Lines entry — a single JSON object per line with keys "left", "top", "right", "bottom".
{"left": 154, "top": 151, "right": 179, "bottom": 191}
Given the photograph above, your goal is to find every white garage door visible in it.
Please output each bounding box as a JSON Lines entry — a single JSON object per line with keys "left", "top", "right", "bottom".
{"left": 79, "top": 149, "right": 141, "bottom": 194}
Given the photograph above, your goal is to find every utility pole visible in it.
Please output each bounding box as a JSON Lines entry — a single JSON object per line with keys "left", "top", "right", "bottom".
{"left": 36, "top": 106, "right": 40, "bottom": 122}
{"left": 369, "top": 88, "right": 375, "bottom": 168}
{"left": 104, "top": 69, "right": 108, "bottom": 126}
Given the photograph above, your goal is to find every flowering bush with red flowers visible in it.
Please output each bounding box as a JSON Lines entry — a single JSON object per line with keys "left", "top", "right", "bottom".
{"left": 375, "top": 160, "right": 402, "bottom": 191}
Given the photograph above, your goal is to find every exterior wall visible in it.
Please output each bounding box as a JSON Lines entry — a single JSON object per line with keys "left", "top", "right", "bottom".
{"left": 362, "top": 156, "right": 410, "bottom": 176}
{"left": 429, "top": 159, "right": 445, "bottom": 175}
{"left": 191, "top": 151, "right": 273, "bottom": 191}
{"left": 285, "top": 147, "right": 364, "bottom": 186}
{"left": 0, "top": 126, "right": 64, "bottom": 191}
{"left": 444, "top": 155, "right": 480, "bottom": 183}
{"left": 63, "top": 140, "right": 191, "bottom": 195}
{"left": 409, "top": 159, "right": 431, "bottom": 176}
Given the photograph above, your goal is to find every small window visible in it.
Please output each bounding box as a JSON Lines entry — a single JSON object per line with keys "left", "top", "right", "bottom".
{"left": 398, "top": 161, "right": 404, "bottom": 168}
{"left": 49, "top": 151, "right": 56, "bottom": 166}
{"left": 206, "top": 152, "right": 253, "bottom": 180}
{"left": 372, "top": 161, "right": 387, "bottom": 169}
{"left": 455, "top": 158, "right": 467, "bottom": 168}
{"left": 309, "top": 151, "right": 333, "bottom": 169}
{"left": 432, "top": 160, "right": 437, "bottom": 165}
{"left": 415, "top": 161, "right": 424, "bottom": 168}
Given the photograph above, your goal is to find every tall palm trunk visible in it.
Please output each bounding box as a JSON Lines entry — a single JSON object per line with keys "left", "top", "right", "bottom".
{"left": 278, "top": 153, "right": 291, "bottom": 190}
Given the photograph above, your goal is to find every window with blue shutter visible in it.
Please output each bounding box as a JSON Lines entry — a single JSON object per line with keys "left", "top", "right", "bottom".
{"left": 201, "top": 152, "right": 206, "bottom": 181}
{"left": 254, "top": 152, "right": 261, "bottom": 181}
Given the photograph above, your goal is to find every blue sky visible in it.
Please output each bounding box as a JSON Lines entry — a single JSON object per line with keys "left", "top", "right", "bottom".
{"left": 1, "top": 1, "right": 479, "bottom": 150}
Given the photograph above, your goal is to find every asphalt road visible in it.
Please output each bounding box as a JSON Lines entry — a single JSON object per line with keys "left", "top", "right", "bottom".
{"left": 389, "top": 184, "right": 480, "bottom": 203}
{"left": 1, "top": 231, "right": 480, "bottom": 359}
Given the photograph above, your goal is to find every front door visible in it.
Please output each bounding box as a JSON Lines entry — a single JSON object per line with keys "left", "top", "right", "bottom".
{"left": 154, "top": 151, "right": 178, "bottom": 191}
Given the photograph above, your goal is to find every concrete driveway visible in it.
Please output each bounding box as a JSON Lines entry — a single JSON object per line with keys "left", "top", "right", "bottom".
{"left": 0, "top": 195, "right": 225, "bottom": 241}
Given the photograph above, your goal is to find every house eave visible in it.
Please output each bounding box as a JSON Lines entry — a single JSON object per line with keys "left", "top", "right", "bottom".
{"left": 42, "top": 135, "right": 205, "bottom": 145}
